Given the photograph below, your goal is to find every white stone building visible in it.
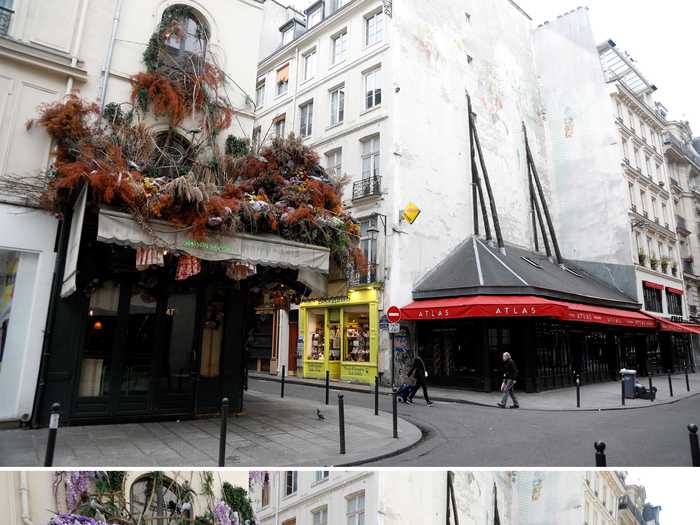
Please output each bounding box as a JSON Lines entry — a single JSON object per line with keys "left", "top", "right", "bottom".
{"left": 0, "top": 0, "right": 265, "bottom": 423}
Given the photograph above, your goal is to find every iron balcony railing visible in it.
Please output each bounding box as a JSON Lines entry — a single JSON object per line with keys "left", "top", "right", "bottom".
{"left": 0, "top": 6, "right": 12, "bottom": 36}
{"left": 347, "top": 263, "right": 379, "bottom": 286}
{"left": 618, "top": 495, "right": 645, "bottom": 525}
{"left": 352, "top": 175, "right": 382, "bottom": 200}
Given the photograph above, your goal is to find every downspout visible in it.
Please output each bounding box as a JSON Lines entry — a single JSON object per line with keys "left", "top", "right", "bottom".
{"left": 99, "top": 0, "right": 124, "bottom": 114}
{"left": 65, "top": 0, "right": 90, "bottom": 94}
{"left": 19, "top": 471, "right": 34, "bottom": 525}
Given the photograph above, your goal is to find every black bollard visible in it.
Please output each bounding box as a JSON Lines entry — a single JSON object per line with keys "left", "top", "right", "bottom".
{"left": 648, "top": 372, "right": 654, "bottom": 402}
{"left": 576, "top": 374, "right": 581, "bottom": 408}
{"left": 44, "top": 403, "right": 61, "bottom": 467}
{"left": 218, "top": 397, "right": 229, "bottom": 467}
{"left": 374, "top": 376, "right": 379, "bottom": 416}
{"left": 689, "top": 424, "right": 700, "bottom": 467}
{"left": 281, "top": 365, "right": 286, "bottom": 399}
{"left": 594, "top": 441, "right": 607, "bottom": 467}
{"left": 338, "top": 394, "right": 346, "bottom": 455}
{"left": 392, "top": 391, "right": 398, "bottom": 439}
{"left": 621, "top": 375, "right": 625, "bottom": 406}
{"left": 668, "top": 370, "right": 674, "bottom": 397}
{"left": 244, "top": 366, "right": 248, "bottom": 391}
{"left": 325, "top": 370, "right": 330, "bottom": 405}
{"left": 686, "top": 365, "right": 691, "bottom": 392}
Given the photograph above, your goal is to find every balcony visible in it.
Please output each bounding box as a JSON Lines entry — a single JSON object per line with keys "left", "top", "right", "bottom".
{"left": 618, "top": 495, "right": 645, "bottom": 525}
{"left": 676, "top": 215, "right": 691, "bottom": 235}
{"left": 352, "top": 176, "right": 382, "bottom": 201}
{"left": 684, "top": 260, "right": 694, "bottom": 275}
{"left": 347, "top": 263, "right": 380, "bottom": 287}
{"left": 0, "top": 6, "right": 12, "bottom": 36}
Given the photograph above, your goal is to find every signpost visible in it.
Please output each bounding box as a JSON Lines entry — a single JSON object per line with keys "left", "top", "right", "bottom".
{"left": 387, "top": 306, "right": 401, "bottom": 389}
{"left": 387, "top": 306, "right": 402, "bottom": 323}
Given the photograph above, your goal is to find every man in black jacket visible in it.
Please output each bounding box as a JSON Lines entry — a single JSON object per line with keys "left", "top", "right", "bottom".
{"left": 497, "top": 352, "right": 519, "bottom": 408}
{"left": 407, "top": 356, "right": 433, "bottom": 406}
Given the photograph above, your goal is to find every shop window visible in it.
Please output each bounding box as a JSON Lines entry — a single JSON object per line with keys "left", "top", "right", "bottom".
{"left": 130, "top": 474, "right": 189, "bottom": 524}
{"left": 0, "top": 249, "right": 19, "bottom": 362}
{"left": 346, "top": 492, "right": 365, "bottom": 525}
{"left": 79, "top": 281, "right": 120, "bottom": 397}
{"left": 307, "top": 309, "right": 326, "bottom": 361}
{"left": 284, "top": 471, "right": 298, "bottom": 496}
{"left": 643, "top": 285, "right": 662, "bottom": 313}
{"left": 122, "top": 288, "right": 158, "bottom": 395}
{"left": 200, "top": 288, "right": 225, "bottom": 377}
{"left": 343, "top": 306, "right": 370, "bottom": 362}
{"left": 328, "top": 308, "right": 341, "bottom": 361}
{"left": 667, "top": 291, "right": 682, "bottom": 316}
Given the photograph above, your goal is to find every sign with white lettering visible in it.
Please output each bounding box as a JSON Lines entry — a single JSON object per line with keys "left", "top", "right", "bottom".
{"left": 388, "top": 322, "right": 400, "bottom": 333}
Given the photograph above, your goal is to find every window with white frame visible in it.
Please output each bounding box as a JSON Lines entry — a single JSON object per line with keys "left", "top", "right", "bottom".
{"left": 284, "top": 471, "right": 298, "bottom": 496}
{"left": 651, "top": 197, "right": 657, "bottom": 220}
{"left": 303, "top": 48, "right": 317, "bottom": 81}
{"left": 622, "top": 138, "right": 629, "bottom": 160}
{"left": 361, "top": 135, "right": 380, "bottom": 179}
{"left": 645, "top": 156, "right": 652, "bottom": 177}
{"left": 640, "top": 122, "right": 646, "bottom": 141}
{"left": 640, "top": 190, "right": 646, "bottom": 214}
{"left": 314, "top": 470, "right": 330, "bottom": 483}
{"left": 662, "top": 203, "right": 667, "bottom": 225}
{"left": 360, "top": 216, "right": 378, "bottom": 266}
{"left": 346, "top": 492, "right": 365, "bottom": 525}
{"left": 312, "top": 507, "right": 328, "bottom": 525}
{"left": 325, "top": 148, "right": 342, "bottom": 177}
{"left": 633, "top": 147, "right": 640, "bottom": 169}
{"left": 332, "top": 29, "right": 349, "bottom": 65}
{"left": 281, "top": 26, "right": 294, "bottom": 46}
{"left": 307, "top": 7, "right": 322, "bottom": 28}
{"left": 329, "top": 85, "right": 345, "bottom": 126}
{"left": 628, "top": 182, "right": 635, "bottom": 209}
{"left": 273, "top": 115, "right": 286, "bottom": 138}
{"left": 277, "top": 64, "right": 290, "bottom": 96}
{"left": 365, "top": 10, "right": 384, "bottom": 46}
{"left": 299, "top": 100, "right": 314, "bottom": 138}
{"left": 331, "top": 0, "right": 349, "bottom": 13}
{"left": 629, "top": 110, "right": 635, "bottom": 131}
{"left": 256, "top": 81, "right": 266, "bottom": 107}
{"left": 364, "top": 67, "right": 382, "bottom": 110}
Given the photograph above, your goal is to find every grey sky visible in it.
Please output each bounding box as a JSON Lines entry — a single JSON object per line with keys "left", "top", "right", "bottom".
{"left": 626, "top": 468, "right": 697, "bottom": 524}
{"left": 285, "top": 0, "right": 700, "bottom": 133}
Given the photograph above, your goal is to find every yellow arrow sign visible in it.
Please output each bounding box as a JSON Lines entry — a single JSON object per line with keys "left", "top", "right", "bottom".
{"left": 403, "top": 202, "right": 421, "bottom": 224}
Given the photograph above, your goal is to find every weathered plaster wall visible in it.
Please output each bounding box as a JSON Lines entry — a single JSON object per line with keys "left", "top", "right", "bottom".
{"left": 453, "top": 471, "right": 514, "bottom": 525}
{"left": 378, "top": 471, "right": 445, "bottom": 524}
{"left": 389, "top": 0, "right": 551, "bottom": 307}
{"left": 514, "top": 471, "right": 585, "bottom": 525}
{"left": 533, "top": 8, "right": 637, "bottom": 297}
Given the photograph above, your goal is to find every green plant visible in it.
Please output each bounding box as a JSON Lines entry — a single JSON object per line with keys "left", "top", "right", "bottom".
{"left": 660, "top": 256, "right": 670, "bottom": 271}
{"left": 638, "top": 248, "right": 646, "bottom": 265}
{"left": 649, "top": 255, "right": 659, "bottom": 269}
{"left": 222, "top": 482, "right": 254, "bottom": 523}
{"left": 225, "top": 135, "right": 250, "bottom": 157}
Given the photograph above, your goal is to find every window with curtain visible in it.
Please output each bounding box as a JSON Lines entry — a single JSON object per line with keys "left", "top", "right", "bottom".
{"left": 284, "top": 471, "right": 298, "bottom": 496}
{"left": 329, "top": 86, "right": 345, "bottom": 126}
{"left": 277, "top": 64, "right": 290, "bottom": 96}
{"left": 325, "top": 148, "right": 342, "bottom": 177}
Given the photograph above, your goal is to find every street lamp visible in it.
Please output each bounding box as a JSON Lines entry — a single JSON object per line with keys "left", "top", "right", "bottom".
{"left": 367, "top": 223, "right": 379, "bottom": 283}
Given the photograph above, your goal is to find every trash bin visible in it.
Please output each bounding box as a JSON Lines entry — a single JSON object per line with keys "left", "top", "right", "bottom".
{"left": 620, "top": 368, "right": 637, "bottom": 399}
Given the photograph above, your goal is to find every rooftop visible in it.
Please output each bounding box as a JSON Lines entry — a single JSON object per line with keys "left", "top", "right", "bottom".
{"left": 598, "top": 39, "right": 657, "bottom": 97}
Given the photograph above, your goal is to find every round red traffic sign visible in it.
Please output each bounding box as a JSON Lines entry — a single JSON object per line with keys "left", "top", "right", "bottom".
{"left": 387, "top": 306, "right": 401, "bottom": 323}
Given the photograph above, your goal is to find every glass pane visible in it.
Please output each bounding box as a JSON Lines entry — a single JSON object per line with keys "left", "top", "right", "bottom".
{"left": 122, "top": 289, "right": 158, "bottom": 395}
{"left": 0, "top": 249, "right": 19, "bottom": 361}
{"left": 200, "top": 288, "right": 225, "bottom": 377}
{"left": 160, "top": 292, "right": 197, "bottom": 395}
{"left": 307, "top": 309, "right": 325, "bottom": 361}
{"left": 344, "top": 307, "right": 370, "bottom": 362}
{"left": 329, "top": 308, "right": 341, "bottom": 361}
{"left": 79, "top": 281, "right": 119, "bottom": 397}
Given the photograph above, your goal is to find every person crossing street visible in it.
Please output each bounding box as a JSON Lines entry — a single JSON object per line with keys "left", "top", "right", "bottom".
{"left": 407, "top": 356, "right": 433, "bottom": 406}
{"left": 497, "top": 352, "right": 519, "bottom": 409}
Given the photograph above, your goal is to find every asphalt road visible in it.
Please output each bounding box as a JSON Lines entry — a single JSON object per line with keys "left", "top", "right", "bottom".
{"left": 248, "top": 378, "right": 700, "bottom": 467}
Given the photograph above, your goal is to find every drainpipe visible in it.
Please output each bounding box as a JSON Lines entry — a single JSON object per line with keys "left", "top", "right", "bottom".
{"left": 19, "top": 472, "right": 34, "bottom": 525}
{"left": 65, "top": 0, "right": 90, "bottom": 94}
{"left": 99, "top": 0, "right": 124, "bottom": 114}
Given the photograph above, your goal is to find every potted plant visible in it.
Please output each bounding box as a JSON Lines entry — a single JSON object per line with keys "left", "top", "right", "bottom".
{"left": 660, "top": 256, "right": 670, "bottom": 273}
{"left": 650, "top": 255, "right": 659, "bottom": 270}
{"left": 638, "top": 248, "right": 646, "bottom": 266}
{"left": 672, "top": 263, "right": 678, "bottom": 276}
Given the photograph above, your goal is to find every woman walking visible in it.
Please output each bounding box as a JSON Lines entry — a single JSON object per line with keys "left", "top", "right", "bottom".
{"left": 407, "top": 356, "right": 433, "bottom": 406}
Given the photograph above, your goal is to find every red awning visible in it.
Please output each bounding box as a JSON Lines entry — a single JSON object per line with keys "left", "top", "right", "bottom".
{"left": 666, "top": 287, "right": 684, "bottom": 295}
{"left": 646, "top": 314, "right": 699, "bottom": 334}
{"left": 680, "top": 323, "right": 700, "bottom": 335}
{"left": 643, "top": 281, "right": 664, "bottom": 290}
{"left": 401, "top": 295, "right": 656, "bottom": 328}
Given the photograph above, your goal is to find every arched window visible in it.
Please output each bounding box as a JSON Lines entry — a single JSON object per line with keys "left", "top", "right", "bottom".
{"left": 130, "top": 474, "right": 190, "bottom": 523}
{"left": 160, "top": 5, "right": 209, "bottom": 70}
{"left": 151, "top": 131, "right": 195, "bottom": 179}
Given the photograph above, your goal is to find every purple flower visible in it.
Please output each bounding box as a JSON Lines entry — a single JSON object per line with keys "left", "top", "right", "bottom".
{"left": 214, "top": 501, "right": 232, "bottom": 525}
{"left": 48, "top": 513, "right": 108, "bottom": 525}
{"left": 248, "top": 471, "right": 267, "bottom": 487}
{"left": 57, "top": 471, "right": 93, "bottom": 512}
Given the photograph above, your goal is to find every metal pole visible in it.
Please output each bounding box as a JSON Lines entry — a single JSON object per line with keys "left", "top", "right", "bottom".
{"left": 325, "top": 370, "right": 330, "bottom": 405}
{"left": 594, "top": 441, "right": 607, "bottom": 467}
{"left": 390, "top": 332, "right": 396, "bottom": 390}
{"left": 621, "top": 375, "right": 625, "bottom": 406}
{"left": 392, "top": 392, "right": 398, "bottom": 439}
{"left": 218, "top": 397, "right": 229, "bottom": 467}
{"left": 44, "top": 403, "right": 61, "bottom": 467}
{"left": 668, "top": 370, "right": 674, "bottom": 397}
{"left": 686, "top": 364, "right": 690, "bottom": 392}
{"left": 281, "top": 365, "right": 285, "bottom": 398}
{"left": 576, "top": 373, "right": 581, "bottom": 408}
{"left": 472, "top": 116, "right": 503, "bottom": 248}
{"left": 467, "top": 93, "right": 479, "bottom": 237}
{"left": 338, "top": 394, "right": 346, "bottom": 454}
{"left": 689, "top": 424, "right": 700, "bottom": 467}
{"left": 648, "top": 366, "right": 654, "bottom": 402}
{"left": 374, "top": 375, "right": 379, "bottom": 416}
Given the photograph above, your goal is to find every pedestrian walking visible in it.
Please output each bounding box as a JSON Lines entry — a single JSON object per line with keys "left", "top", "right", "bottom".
{"left": 407, "top": 356, "right": 433, "bottom": 406}
{"left": 497, "top": 352, "right": 519, "bottom": 409}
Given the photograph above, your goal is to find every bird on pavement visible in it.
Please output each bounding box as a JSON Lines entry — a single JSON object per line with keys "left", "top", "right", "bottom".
{"left": 316, "top": 408, "right": 325, "bottom": 420}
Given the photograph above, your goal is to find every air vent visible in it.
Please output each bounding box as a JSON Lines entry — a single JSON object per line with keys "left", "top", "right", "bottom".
{"left": 520, "top": 256, "right": 543, "bottom": 269}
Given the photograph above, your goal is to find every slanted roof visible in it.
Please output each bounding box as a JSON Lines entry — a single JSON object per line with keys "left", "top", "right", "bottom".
{"left": 413, "top": 236, "right": 640, "bottom": 309}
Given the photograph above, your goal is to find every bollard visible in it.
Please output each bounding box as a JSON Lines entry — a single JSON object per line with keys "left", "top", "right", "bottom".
{"left": 576, "top": 374, "right": 581, "bottom": 408}
{"left": 686, "top": 365, "right": 691, "bottom": 392}
{"left": 338, "top": 394, "right": 346, "bottom": 455}
{"left": 648, "top": 372, "right": 654, "bottom": 403}
{"left": 392, "top": 392, "right": 398, "bottom": 439}
{"left": 668, "top": 370, "right": 674, "bottom": 397}
{"left": 281, "top": 365, "right": 285, "bottom": 399}
{"left": 244, "top": 366, "right": 248, "bottom": 391}
{"left": 44, "top": 403, "right": 61, "bottom": 467}
{"left": 594, "top": 441, "right": 607, "bottom": 467}
{"left": 689, "top": 424, "right": 700, "bottom": 467}
{"left": 374, "top": 376, "right": 379, "bottom": 416}
{"left": 325, "top": 370, "right": 330, "bottom": 405}
{"left": 621, "top": 375, "right": 625, "bottom": 406}
{"left": 218, "top": 397, "right": 229, "bottom": 467}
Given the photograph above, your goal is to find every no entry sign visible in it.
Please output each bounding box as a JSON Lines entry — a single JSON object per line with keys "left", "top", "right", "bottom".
{"left": 387, "top": 306, "right": 402, "bottom": 323}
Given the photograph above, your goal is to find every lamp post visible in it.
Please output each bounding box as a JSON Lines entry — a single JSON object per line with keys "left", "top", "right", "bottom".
{"left": 366, "top": 214, "right": 387, "bottom": 284}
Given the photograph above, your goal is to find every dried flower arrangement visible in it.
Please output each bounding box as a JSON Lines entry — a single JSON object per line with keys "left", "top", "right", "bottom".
{"left": 24, "top": 5, "right": 362, "bottom": 274}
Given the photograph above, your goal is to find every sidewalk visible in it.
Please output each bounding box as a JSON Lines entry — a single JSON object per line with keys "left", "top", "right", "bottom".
{"left": 250, "top": 371, "right": 700, "bottom": 411}
{"left": 0, "top": 390, "right": 421, "bottom": 467}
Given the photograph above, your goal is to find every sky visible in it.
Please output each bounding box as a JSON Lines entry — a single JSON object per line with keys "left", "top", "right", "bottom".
{"left": 286, "top": 0, "right": 700, "bottom": 133}
{"left": 626, "top": 468, "right": 697, "bottom": 524}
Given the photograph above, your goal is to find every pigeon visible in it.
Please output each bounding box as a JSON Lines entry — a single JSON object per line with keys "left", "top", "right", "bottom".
{"left": 316, "top": 408, "right": 325, "bottom": 421}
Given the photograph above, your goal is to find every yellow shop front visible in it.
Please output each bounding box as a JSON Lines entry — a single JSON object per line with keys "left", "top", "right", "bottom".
{"left": 300, "top": 287, "right": 380, "bottom": 384}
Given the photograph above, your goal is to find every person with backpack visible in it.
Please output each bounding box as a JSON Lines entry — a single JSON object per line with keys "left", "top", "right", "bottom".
{"left": 497, "top": 352, "right": 519, "bottom": 408}
{"left": 407, "top": 356, "right": 433, "bottom": 406}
